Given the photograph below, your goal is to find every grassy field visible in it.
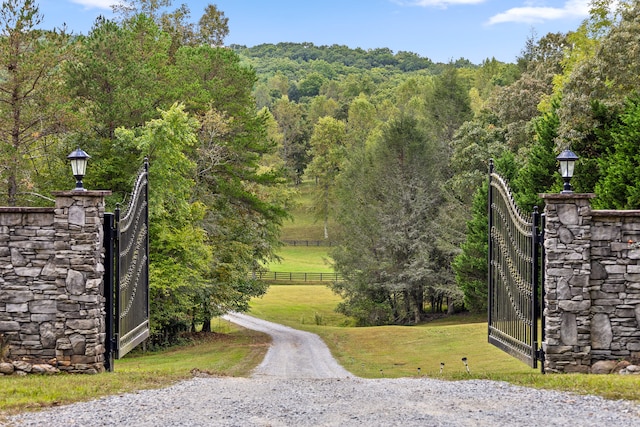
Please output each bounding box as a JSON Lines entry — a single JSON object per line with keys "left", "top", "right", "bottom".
{"left": 249, "top": 285, "right": 640, "bottom": 402}
{"left": 267, "top": 246, "right": 334, "bottom": 273}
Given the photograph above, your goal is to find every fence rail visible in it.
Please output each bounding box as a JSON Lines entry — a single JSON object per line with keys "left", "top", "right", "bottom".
{"left": 282, "top": 239, "right": 336, "bottom": 247}
{"left": 252, "top": 271, "right": 343, "bottom": 282}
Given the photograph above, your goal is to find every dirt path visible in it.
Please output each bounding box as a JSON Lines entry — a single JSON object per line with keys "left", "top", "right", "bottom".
{"left": 222, "top": 312, "right": 351, "bottom": 379}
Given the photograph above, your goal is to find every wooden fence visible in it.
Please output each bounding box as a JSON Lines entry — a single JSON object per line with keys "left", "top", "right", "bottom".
{"left": 251, "top": 271, "right": 343, "bottom": 282}
{"left": 281, "top": 240, "right": 336, "bottom": 247}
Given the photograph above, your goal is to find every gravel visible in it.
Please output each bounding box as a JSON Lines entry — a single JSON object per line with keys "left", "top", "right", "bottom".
{"left": 5, "top": 314, "right": 640, "bottom": 427}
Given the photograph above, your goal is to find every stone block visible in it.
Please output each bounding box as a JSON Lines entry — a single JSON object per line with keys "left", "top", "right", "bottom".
{"left": 591, "top": 360, "right": 617, "bottom": 374}
{"left": 592, "top": 313, "right": 613, "bottom": 349}
{"left": 6, "top": 303, "right": 28, "bottom": 313}
{"left": 15, "top": 267, "right": 42, "bottom": 277}
{"left": 560, "top": 312, "right": 578, "bottom": 345}
{"left": 591, "top": 291, "right": 620, "bottom": 299}
{"left": 69, "top": 333, "right": 86, "bottom": 355}
{"left": 12, "top": 361, "right": 32, "bottom": 372}
{"left": 31, "top": 364, "right": 59, "bottom": 374}
{"left": 565, "top": 364, "right": 591, "bottom": 373}
{"left": 39, "top": 322, "right": 56, "bottom": 349}
{"left": 31, "top": 314, "right": 56, "bottom": 322}
{"left": 602, "top": 283, "right": 626, "bottom": 293}
{"left": 615, "top": 308, "right": 637, "bottom": 318}
{"left": 593, "top": 299, "right": 623, "bottom": 306}
{"left": 0, "top": 321, "right": 21, "bottom": 332}
{"left": 29, "top": 300, "right": 57, "bottom": 314}
{"left": 0, "top": 362, "right": 14, "bottom": 375}
{"left": 628, "top": 342, "right": 640, "bottom": 351}
{"left": 0, "top": 290, "right": 33, "bottom": 303}
{"left": 65, "top": 269, "right": 85, "bottom": 295}
{"left": 57, "top": 302, "right": 80, "bottom": 312}
{"left": 558, "top": 300, "right": 590, "bottom": 312}
{"left": 66, "top": 319, "right": 96, "bottom": 330}
{"left": 544, "top": 345, "right": 573, "bottom": 354}
{"left": 557, "top": 204, "right": 579, "bottom": 225}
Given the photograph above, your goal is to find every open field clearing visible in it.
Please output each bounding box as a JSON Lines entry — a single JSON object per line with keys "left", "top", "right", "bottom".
{"left": 265, "top": 246, "right": 334, "bottom": 273}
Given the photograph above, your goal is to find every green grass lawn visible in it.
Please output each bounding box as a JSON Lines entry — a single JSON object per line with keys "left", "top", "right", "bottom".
{"left": 266, "top": 246, "right": 333, "bottom": 273}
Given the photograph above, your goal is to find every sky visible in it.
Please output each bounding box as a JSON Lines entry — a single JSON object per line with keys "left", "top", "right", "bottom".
{"left": 37, "top": 0, "right": 592, "bottom": 64}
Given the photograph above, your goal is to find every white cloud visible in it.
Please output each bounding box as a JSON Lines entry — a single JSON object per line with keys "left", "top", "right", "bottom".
{"left": 487, "top": 0, "right": 590, "bottom": 25}
{"left": 70, "top": 0, "right": 123, "bottom": 10}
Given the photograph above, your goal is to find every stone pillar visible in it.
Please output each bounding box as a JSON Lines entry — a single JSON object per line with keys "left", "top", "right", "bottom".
{"left": 52, "top": 190, "right": 111, "bottom": 374}
{"left": 541, "top": 193, "right": 595, "bottom": 373}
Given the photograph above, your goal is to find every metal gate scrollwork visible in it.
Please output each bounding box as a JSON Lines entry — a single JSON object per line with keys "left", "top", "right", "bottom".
{"left": 488, "top": 160, "right": 544, "bottom": 371}
{"left": 104, "top": 159, "right": 149, "bottom": 371}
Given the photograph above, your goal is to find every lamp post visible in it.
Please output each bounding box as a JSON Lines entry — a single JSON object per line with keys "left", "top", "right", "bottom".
{"left": 67, "top": 148, "right": 91, "bottom": 191}
{"left": 556, "top": 149, "right": 578, "bottom": 194}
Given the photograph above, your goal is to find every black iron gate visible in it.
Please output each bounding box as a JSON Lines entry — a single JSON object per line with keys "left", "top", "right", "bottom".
{"left": 104, "top": 160, "right": 150, "bottom": 371}
{"left": 488, "top": 160, "right": 544, "bottom": 371}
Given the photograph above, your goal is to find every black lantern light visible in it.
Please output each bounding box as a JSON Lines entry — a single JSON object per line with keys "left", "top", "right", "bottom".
{"left": 67, "top": 148, "right": 91, "bottom": 191}
{"left": 556, "top": 149, "right": 578, "bottom": 194}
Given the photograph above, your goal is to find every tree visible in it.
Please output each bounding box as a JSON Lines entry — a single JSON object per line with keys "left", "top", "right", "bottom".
{"left": 196, "top": 4, "right": 229, "bottom": 46}
{"left": 557, "top": 1, "right": 640, "bottom": 153}
{"left": 271, "top": 96, "right": 310, "bottom": 183}
{"left": 452, "top": 152, "right": 518, "bottom": 313}
{"left": 594, "top": 97, "right": 640, "bottom": 209}
{"left": 305, "top": 117, "right": 346, "bottom": 239}
{"left": 115, "top": 1, "right": 229, "bottom": 54}
{"left": 331, "top": 117, "right": 450, "bottom": 325}
{"left": 116, "top": 103, "right": 211, "bottom": 343}
{"left": 513, "top": 100, "right": 563, "bottom": 211}
{"left": 65, "top": 14, "right": 172, "bottom": 201}
{"left": 425, "top": 66, "right": 472, "bottom": 142}
{"left": 0, "top": 0, "right": 73, "bottom": 205}
{"left": 452, "top": 182, "right": 488, "bottom": 313}
{"left": 346, "top": 94, "right": 378, "bottom": 147}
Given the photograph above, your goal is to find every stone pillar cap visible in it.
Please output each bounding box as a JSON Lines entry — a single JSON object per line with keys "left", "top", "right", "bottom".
{"left": 51, "top": 190, "right": 112, "bottom": 197}
{"left": 539, "top": 193, "right": 596, "bottom": 200}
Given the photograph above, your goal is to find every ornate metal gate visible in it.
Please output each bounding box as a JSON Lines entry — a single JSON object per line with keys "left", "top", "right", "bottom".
{"left": 488, "top": 160, "right": 544, "bottom": 370}
{"left": 104, "top": 160, "right": 149, "bottom": 371}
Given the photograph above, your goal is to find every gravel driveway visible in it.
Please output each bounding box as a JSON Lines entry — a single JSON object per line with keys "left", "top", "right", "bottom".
{"left": 6, "top": 314, "right": 640, "bottom": 426}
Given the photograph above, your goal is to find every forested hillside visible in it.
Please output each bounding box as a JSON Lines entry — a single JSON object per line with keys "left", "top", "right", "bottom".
{"left": 1, "top": 0, "right": 639, "bottom": 335}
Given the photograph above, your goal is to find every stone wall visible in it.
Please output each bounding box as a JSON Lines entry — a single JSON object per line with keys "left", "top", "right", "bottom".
{"left": 0, "top": 191, "right": 110, "bottom": 374}
{"left": 542, "top": 193, "right": 640, "bottom": 373}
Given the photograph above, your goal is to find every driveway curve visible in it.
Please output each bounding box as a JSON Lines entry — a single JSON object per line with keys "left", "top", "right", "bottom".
{"left": 223, "top": 312, "right": 351, "bottom": 379}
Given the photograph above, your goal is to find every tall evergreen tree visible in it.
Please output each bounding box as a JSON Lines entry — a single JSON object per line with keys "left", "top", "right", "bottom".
{"left": 331, "top": 116, "right": 450, "bottom": 325}
{"left": 594, "top": 97, "right": 640, "bottom": 209}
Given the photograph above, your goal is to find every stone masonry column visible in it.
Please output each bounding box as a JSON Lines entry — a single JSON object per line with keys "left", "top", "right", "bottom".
{"left": 52, "top": 190, "right": 111, "bottom": 374}
{"left": 541, "top": 193, "right": 595, "bottom": 373}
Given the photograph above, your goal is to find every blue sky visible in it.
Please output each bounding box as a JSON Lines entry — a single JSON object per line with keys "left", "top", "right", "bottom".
{"left": 37, "top": 0, "right": 590, "bottom": 64}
